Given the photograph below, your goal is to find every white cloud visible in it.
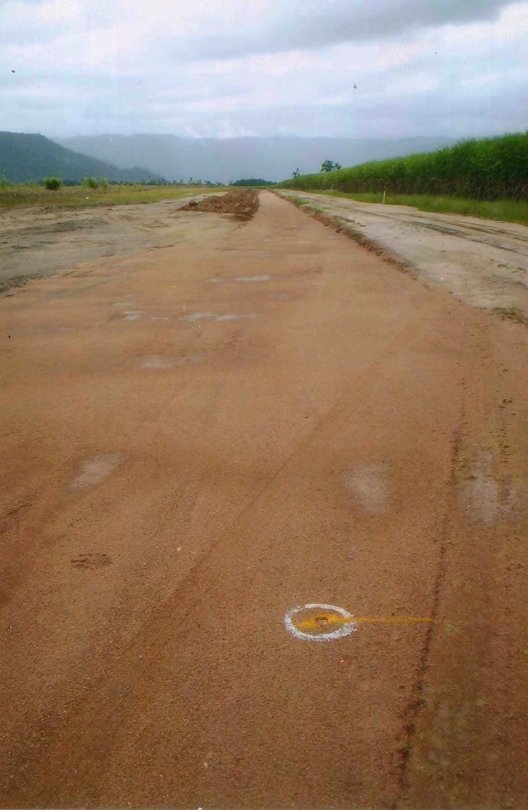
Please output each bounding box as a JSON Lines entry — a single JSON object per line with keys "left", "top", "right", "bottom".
{"left": 0, "top": 0, "right": 527, "bottom": 138}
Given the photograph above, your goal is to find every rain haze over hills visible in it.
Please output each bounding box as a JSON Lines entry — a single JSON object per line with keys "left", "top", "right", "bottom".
{"left": 54, "top": 135, "right": 456, "bottom": 183}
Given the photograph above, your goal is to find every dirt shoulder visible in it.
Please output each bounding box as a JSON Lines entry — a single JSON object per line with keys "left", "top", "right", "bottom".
{"left": 0, "top": 192, "right": 225, "bottom": 292}
{"left": 278, "top": 190, "right": 528, "bottom": 321}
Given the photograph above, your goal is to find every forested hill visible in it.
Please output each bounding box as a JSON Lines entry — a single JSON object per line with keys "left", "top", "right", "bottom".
{"left": 0, "top": 131, "right": 161, "bottom": 183}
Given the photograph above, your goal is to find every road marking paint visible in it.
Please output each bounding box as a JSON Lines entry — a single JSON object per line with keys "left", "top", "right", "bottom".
{"left": 295, "top": 614, "right": 432, "bottom": 631}
{"left": 284, "top": 603, "right": 357, "bottom": 642}
{"left": 284, "top": 603, "right": 432, "bottom": 642}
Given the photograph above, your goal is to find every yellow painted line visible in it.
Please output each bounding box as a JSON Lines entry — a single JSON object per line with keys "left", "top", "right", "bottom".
{"left": 295, "top": 614, "right": 432, "bottom": 631}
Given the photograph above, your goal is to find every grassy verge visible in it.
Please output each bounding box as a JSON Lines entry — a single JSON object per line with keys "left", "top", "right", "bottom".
{"left": 0, "top": 184, "right": 227, "bottom": 209}
{"left": 282, "top": 189, "right": 528, "bottom": 226}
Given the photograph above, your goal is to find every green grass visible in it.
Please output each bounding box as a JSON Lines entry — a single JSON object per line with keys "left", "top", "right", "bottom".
{"left": 284, "top": 189, "right": 528, "bottom": 226}
{"left": 0, "top": 183, "right": 227, "bottom": 209}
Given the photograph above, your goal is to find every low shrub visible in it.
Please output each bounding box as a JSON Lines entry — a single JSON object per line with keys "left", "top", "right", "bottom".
{"left": 44, "top": 177, "right": 62, "bottom": 191}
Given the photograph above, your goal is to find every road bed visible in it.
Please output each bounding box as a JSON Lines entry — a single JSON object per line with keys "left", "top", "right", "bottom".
{"left": 1, "top": 191, "right": 527, "bottom": 808}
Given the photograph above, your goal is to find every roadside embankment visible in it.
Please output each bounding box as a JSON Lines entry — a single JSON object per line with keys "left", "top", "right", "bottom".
{"left": 277, "top": 189, "right": 528, "bottom": 322}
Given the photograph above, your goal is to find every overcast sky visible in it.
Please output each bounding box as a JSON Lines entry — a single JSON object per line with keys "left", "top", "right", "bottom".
{"left": 2, "top": 0, "right": 527, "bottom": 139}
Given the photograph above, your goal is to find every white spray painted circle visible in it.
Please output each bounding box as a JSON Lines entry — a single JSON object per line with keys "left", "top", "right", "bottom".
{"left": 284, "top": 603, "right": 357, "bottom": 642}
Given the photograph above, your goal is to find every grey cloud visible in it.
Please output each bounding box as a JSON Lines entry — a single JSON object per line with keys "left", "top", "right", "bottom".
{"left": 2, "top": 0, "right": 527, "bottom": 143}
{"left": 165, "top": 0, "right": 511, "bottom": 61}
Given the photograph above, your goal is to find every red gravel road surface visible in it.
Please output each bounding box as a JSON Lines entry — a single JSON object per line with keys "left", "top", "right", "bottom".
{"left": 1, "top": 190, "right": 527, "bottom": 808}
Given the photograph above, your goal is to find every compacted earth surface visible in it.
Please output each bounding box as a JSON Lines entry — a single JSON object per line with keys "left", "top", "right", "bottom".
{"left": 1, "top": 190, "right": 527, "bottom": 808}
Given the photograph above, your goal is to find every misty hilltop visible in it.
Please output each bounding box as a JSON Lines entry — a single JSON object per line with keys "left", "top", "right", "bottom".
{"left": 55, "top": 135, "right": 456, "bottom": 184}
{"left": 0, "top": 132, "right": 162, "bottom": 184}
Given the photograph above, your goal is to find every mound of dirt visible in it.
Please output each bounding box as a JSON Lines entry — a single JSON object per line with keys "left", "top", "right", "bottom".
{"left": 182, "top": 189, "right": 259, "bottom": 222}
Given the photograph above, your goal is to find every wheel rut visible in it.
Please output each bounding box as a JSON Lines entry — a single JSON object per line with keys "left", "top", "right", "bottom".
{"left": 394, "top": 407, "right": 465, "bottom": 808}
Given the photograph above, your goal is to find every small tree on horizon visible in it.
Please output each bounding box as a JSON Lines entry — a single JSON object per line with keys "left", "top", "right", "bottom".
{"left": 321, "top": 160, "right": 342, "bottom": 172}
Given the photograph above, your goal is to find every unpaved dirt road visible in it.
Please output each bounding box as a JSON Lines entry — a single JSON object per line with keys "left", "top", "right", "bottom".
{"left": 279, "top": 190, "right": 528, "bottom": 319}
{"left": 1, "top": 191, "right": 528, "bottom": 808}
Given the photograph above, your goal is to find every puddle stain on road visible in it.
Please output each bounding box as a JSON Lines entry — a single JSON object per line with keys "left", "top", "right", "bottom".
{"left": 207, "top": 275, "right": 272, "bottom": 284}
{"left": 181, "top": 311, "right": 257, "bottom": 323}
{"left": 139, "top": 356, "right": 174, "bottom": 369}
{"left": 69, "top": 454, "right": 122, "bottom": 491}
{"left": 181, "top": 311, "right": 216, "bottom": 322}
{"left": 344, "top": 462, "right": 392, "bottom": 515}
{"left": 139, "top": 354, "right": 202, "bottom": 369}
{"left": 214, "top": 313, "right": 257, "bottom": 322}
{"left": 234, "top": 275, "right": 272, "bottom": 283}
{"left": 459, "top": 450, "right": 520, "bottom": 526}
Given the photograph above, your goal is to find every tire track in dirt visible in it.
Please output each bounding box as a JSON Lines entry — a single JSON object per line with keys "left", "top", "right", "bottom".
{"left": 394, "top": 407, "right": 465, "bottom": 807}
{"left": 399, "top": 317, "right": 528, "bottom": 808}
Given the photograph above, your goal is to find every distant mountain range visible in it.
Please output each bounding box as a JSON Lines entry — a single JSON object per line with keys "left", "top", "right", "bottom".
{"left": 55, "top": 134, "right": 457, "bottom": 184}
{"left": 0, "top": 132, "right": 161, "bottom": 183}
{"left": 1, "top": 131, "right": 458, "bottom": 186}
